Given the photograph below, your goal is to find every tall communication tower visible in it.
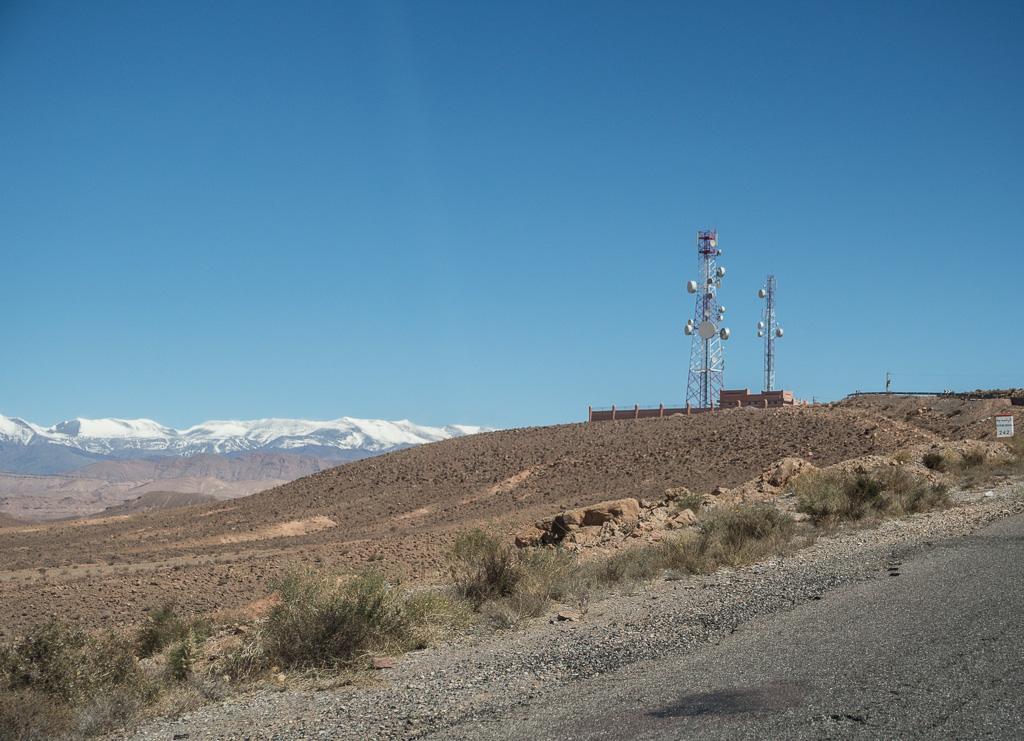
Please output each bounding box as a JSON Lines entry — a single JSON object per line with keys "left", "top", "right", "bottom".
{"left": 684, "top": 230, "right": 730, "bottom": 408}
{"left": 757, "top": 275, "right": 784, "bottom": 392}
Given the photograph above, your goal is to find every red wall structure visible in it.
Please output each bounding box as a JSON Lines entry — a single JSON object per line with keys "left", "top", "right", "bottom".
{"left": 719, "top": 388, "right": 795, "bottom": 408}
{"left": 589, "top": 389, "right": 799, "bottom": 422}
{"left": 588, "top": 403, "right": 713, "bottom": 422}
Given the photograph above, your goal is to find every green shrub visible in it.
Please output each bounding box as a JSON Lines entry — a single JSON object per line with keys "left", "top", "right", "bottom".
{"left": 237, "top": 567, "right": 414, "bottom": 673}
{"left": 167, "top": 629, "right": 204, "bottom": 682}
{"left": 136, "top": 603, "right": 209, "bottom": 659}
{"left": 922, "top": 452, "right": 946, "bottom": 471}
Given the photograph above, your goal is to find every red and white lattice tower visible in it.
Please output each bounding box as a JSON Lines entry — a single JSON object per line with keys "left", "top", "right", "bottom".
{"left": 758, "top": 275, "right": 783, "bottom": 392}
{"left": 684, "top": 230, "right": 730, "bottom": 408}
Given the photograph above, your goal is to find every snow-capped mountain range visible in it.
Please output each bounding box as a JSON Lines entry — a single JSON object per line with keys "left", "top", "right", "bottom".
{"left": 0, "top": 413, "right": 491, "bottom": 475}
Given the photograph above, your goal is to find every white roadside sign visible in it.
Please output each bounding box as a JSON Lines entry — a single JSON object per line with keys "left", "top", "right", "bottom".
{"left": 996, "top": 414, "right": 1014, "bottom": 438}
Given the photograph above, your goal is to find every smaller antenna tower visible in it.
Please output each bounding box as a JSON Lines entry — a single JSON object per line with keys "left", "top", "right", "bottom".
{"left": 757, "top": 275, "right": 784, "bottom": 392}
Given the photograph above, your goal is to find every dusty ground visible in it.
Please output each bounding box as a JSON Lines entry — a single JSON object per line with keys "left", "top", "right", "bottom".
{"left": 0, "top": 394, "right": 1017, "bottom": 638}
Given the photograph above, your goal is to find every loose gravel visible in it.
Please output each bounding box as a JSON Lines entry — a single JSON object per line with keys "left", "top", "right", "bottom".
{"left": 118, "top": 482, "right": 1024, "bottom": 741}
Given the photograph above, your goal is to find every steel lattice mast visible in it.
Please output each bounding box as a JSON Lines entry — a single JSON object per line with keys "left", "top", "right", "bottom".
{"left": 685, "top": 230, "right": 729, "bottom": 408}
{"left": 758, "top": 275, "right": 783, "bottom": 392}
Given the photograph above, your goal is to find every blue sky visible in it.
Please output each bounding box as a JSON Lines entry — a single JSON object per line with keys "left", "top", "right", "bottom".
{"left": 1, "top": 0, "right": 1022, "bottom": 430}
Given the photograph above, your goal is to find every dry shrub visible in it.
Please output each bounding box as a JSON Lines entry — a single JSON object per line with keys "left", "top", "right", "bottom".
{"left": 135, "top": 603, "right": 210, "bottom": 683}
{"left": 579, "top": 547, "right": 663, "bottom": 585}
{"left": 234, "top": 567, "right": 414, "bottom": 674}
{"left": 448, "top": 529, "right": 668, "bottom": 625}
{"left": 0, "top": 619, "right": 155, "bottom": 740}
{"left": 961, "top": 449, "right": 987, "bottom": 468}
{"left": 0, "top": 691, "right": 73, "bottom": 741}
{"left": 794, "top": 466, "right": 948, "bottom": 524}
{"left": 515, "top": 547, "right": 582, "bottom": 602}
{"left": 449, "top": 528, "right": 522, "bottom": 604}
{"left": 1009, "top": 434, "right": 1024, "bottom": 460}
{"left": 448, "top": 531, "right": 579, "bottom": 629}
{"left": 953, "top": 442, "right": 1024, "bottom": 485}
{"left": 479, "top": 590, "right": 550, "bottom": 631}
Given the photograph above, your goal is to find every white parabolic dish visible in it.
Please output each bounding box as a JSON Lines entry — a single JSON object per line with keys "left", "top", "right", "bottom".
{"left": 697, "top": 320, "right": 717, "bottom": 339}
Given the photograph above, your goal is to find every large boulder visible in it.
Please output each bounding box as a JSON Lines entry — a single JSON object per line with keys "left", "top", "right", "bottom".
{"left": 580, "top": 497, "right": 641, "bottom": 526}
{"left": 766, "top": 457, "right": 813, "bottom": 488}
{"left": 553, "top": 497, "right": 640, "bottom": 535}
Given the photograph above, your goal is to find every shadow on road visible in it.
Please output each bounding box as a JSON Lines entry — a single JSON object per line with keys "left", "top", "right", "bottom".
{"left": 649, "top": 681, "right": 809, "bottom": 718}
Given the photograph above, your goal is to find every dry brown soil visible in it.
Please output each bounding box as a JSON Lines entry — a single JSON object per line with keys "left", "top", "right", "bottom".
{"left": 0, "top": 395, "right": 1016, "bottom": 638}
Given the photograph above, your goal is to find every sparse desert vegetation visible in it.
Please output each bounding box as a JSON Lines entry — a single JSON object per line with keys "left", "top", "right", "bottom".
{"left": 2, "top": 398, "right": 1024, "bottom": 739}
{"left": 792, "top": 466, "right": 950, "bottom": 524}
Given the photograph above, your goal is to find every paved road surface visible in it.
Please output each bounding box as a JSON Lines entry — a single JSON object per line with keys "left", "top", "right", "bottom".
{"left": 436, "top": 512, "right": 1024, "bottom": 740}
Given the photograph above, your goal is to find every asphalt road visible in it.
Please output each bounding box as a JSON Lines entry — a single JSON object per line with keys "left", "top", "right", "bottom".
{"left": 443, "top": 512, "right": 1024, "bottom": 740}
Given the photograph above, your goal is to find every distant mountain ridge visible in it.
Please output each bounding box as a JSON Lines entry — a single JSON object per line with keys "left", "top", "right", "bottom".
{"left": 0, "top": 414, "right": 491, "bottom": 475}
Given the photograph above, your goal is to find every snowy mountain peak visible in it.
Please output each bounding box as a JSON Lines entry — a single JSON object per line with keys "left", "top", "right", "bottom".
{"left": 0, "top": 413, "right": 493, "bottom": 473}
{"left": 52, "top": 417, "right": 177, "bottom": 439}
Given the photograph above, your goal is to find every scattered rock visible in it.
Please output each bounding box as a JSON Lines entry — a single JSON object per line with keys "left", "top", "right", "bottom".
{"left": 664, "top": 486, "right": 692, "bottom": 502}
{"left": 671, "top": 509, "right": 698, "bottom": 527}
{"left": 514, "top": 528, "right": 545, "bottom": 548}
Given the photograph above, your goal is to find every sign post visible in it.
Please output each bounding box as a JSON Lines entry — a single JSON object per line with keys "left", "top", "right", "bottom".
{"left": 996, "top": 414, "right": 1014, "bottom": 438}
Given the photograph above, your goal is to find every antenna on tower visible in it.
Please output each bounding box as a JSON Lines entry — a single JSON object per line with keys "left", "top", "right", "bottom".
{"left": 685, "top": 230, "right": 729, "bottom": 408}
{"left": 758, "top": 275, "right": 783, "bottom": 392}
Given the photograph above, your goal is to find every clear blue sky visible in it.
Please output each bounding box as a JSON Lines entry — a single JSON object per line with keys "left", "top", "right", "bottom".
{"left": 2, "top": 0, "right": 1022, "bottom": 430}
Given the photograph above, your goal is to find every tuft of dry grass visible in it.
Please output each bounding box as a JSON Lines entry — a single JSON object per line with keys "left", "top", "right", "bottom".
{"left": 661, "top": 505, "right": 797, "bottom": 574}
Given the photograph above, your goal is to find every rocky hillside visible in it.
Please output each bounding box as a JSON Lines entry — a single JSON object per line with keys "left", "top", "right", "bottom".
{"left": 0, "top": 394, "right": 1016, "bottom": 636}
